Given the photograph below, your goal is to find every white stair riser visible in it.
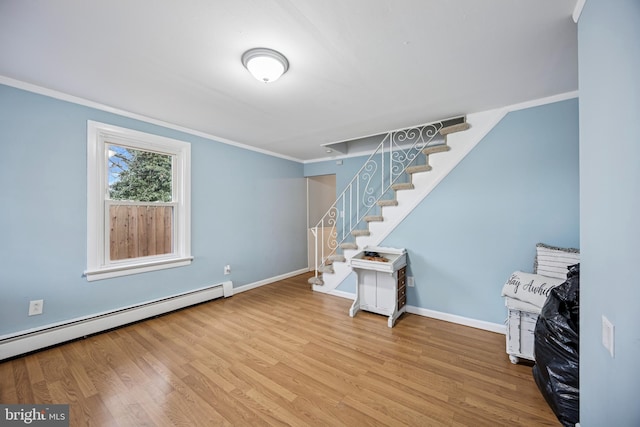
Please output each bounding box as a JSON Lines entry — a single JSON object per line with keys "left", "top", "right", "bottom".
{"left": 312, "top": 262, "right": 351, "bottom": 294}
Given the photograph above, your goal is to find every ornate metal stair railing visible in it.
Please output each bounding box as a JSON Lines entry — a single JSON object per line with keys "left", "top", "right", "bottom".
{"left": 310, "top": 120, "right": 446, "bottom": 283}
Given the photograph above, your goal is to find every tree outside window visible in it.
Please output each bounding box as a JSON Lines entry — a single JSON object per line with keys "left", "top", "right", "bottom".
{"left": 86, "top": 121, "right": 191, "bottom": 281}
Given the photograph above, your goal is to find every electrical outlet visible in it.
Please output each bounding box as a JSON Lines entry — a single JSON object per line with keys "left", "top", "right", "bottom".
{"left": 28, "top": 299, "right": 44, "bottom": 316}
{"left": 602, "top": 315, "right": 615, "bottom": 358}
{"left": 407, "top": 276, "right": 415, "bottom": 287}
{"left": 224, "top": 265, "right": 231, "bottom": 275}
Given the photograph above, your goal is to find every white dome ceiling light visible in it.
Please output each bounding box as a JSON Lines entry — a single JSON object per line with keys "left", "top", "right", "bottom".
{"left": 241, "top": 48, "right": 289, "bottom": 83}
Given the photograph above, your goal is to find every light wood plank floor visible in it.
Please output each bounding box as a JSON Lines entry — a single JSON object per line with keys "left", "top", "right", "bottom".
{"left": 0, "top": 273, "right": 559, "bottom": 426}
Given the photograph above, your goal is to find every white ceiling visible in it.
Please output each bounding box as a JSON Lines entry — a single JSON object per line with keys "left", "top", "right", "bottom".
{"left": 0, "top": 0, "right": 578, "bottom": 162}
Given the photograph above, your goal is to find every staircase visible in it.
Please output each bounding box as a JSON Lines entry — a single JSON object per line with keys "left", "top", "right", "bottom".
{"left": 309, "top": 109, "right": 507, "bottom": 293}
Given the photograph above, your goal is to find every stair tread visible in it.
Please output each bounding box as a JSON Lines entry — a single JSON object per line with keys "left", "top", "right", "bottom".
{"left": 406, "top": 164, "right": 432, "bottom": 174}
{"left": 340, "top": 242, "right": 358, "bottom": 250}
{"left": 328, "top": 254, "right": 346, "bottom": 262}
{"left": 364, "top": 215, "right": 384, "bottom": 222}
{"left": 440, "top": 122, "right": 470, "bottom": 136}
{"left": 308, "top": 276, "right": 324, "bottom": 285}
{"left": 377, "top": 199, "right": 398, "bottom": 207}
{"left": 320, "top": 265, "right": 334, "bottom": 274}
{"left": 352, "top": 229, "right": 370, "bottom": 236}
{"left": 392, "top": 182, "right": 414, "bottom": 191}
{"left": 423, "top": 144, "right": 451, "bottom": 156}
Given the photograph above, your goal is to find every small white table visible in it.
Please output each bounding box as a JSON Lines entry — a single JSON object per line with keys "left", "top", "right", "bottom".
{"left": 349, "top": 246, "right": 407, "bottom": 328}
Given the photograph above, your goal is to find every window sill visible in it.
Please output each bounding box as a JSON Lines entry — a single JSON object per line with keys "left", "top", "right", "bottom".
{"left": 85, "top": 256, "right": 193, "bottom": 282}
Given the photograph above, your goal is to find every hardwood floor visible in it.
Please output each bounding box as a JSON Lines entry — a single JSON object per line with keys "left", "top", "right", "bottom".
{"left": 0, "top": 273, "right": 559, "bottom": 426}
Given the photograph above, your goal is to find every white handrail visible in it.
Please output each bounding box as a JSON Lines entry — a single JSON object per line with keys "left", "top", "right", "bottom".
{"left": 310, "top": 120, "right": 447, "bottom": 281}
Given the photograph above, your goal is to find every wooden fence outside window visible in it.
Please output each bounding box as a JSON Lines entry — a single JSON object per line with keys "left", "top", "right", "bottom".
{"left": 109, "top": 205, "right": 173, "bottom": 261}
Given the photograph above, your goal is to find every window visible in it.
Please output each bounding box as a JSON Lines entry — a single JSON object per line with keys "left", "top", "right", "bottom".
{"left": 86, "top": 121, "right": 191, "bottom": 281}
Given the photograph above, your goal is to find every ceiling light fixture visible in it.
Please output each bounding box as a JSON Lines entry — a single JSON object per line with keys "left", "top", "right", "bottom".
{"left": 241, "top": 48, "right": 289, "bottom": 83}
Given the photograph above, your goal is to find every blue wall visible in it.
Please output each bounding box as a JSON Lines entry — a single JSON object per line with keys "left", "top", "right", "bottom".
{"left": 306, "top": 99, "right": 580, "bottom": 324}
{"left": 304, "top": 156, "right": 366, "bottom": 196}
{"left": 0, "top": 84, "right": 307, "bottom": 336}
{"left": 579, "top": 0, "right": 640, "bottom": 424}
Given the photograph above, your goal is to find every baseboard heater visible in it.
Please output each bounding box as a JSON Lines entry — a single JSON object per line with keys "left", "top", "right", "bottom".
{"left": 0, "top": 281, "right": 233, "bottom": 361}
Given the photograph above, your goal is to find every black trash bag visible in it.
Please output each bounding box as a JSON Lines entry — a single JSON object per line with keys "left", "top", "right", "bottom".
{"left": 532, "top": 263, "right": 580, "bottom": 427}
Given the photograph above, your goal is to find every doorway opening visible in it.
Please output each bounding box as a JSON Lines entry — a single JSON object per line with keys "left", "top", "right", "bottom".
{"left": 307, "top": 174, "right": 336, "bottom": 270}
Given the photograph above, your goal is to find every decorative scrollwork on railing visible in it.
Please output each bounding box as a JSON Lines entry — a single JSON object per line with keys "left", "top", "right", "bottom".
{"left": 394, "top": 127, "right": 420, "bottom": 145}
{"left": 310, "top": 117, "right": 459, "bottom": 280}
{"left": 390, "top": 126, "right": 425, "bottom": 180}
{"left": 325, "top": 206, "right": 338, "bottom": 227}
{"left": 391, "top": 143, "right": 421, "bottom": 179}
{"left": 361, "top": 158, "right": 379, "bottom": 208}
{"left": 325, "top": 206, "right": 339, "bottom": 251}
{"left": 422, "top": 123, "right": 442, "bottom": 140}
{"left": 327, "top": 227, "right": 338, "bottom": 251}
{"left": 390, "top": 149, "right": 407, "bottom": 180}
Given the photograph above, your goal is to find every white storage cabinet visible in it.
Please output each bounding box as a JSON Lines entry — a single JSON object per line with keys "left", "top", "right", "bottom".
{"left": 349, "top": 246, "right": 407, "bottom": 328}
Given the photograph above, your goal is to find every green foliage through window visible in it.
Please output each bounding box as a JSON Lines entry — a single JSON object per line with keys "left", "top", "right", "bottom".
{"left": 108, "top": 145, "right": 172, "bottom": 202}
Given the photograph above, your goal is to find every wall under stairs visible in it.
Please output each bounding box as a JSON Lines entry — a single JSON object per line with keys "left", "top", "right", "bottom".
{"left": 303, "top": 93, "right": 580, "bottom": 329}
{"left": 311, "top": 108, "right": 507, "bottom": 294}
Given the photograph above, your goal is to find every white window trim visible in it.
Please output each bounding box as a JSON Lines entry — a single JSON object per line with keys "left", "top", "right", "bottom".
{"left": 86, "top": 121, "right": 192, "bottom": 281}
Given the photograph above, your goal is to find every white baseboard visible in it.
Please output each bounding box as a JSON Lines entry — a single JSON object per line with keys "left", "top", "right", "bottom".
{"left": 0, "top": 281, "right": 231, "bottom": 361}
{"left": 0, "top": 268, "right": 309, "bottom": 361}
{"left": 326, "top": 289, "right": 356, "bottom": 300}
{"left": 0, "top": 271, "right": 504, "bottom": 361}
{"left": 232, "top": 268, "right": 309, "bottom": 294}
{"left": 222, "top": 281, "right": 233, "bottom": 297}
{"left": 321, "top": 289, "right": 505, "bottom": 334}
{"left": 406, "top": 305, "right": 506, "bottom": 334}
